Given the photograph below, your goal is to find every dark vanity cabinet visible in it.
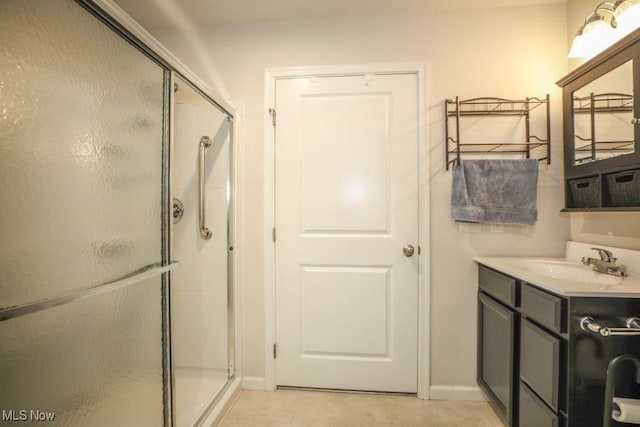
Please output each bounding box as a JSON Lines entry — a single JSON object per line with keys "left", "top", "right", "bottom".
{"left": 478, "top": 264, "right": 640, "bottom": 427}
{"left": 557, "top": 28, "right": 640, "bottom": 210}
{"left": 478, "top": 266, "right": 566, "bottom": 427}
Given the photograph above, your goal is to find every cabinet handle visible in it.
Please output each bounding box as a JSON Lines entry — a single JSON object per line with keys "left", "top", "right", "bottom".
{"left": 632, "top": 118, "right": 639, "bottom": 125}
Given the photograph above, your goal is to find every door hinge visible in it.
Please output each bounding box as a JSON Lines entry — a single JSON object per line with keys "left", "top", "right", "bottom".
{"left": 418, "top": 245, "right": 421, "bottom": 255}
{"left": 273, "top": 343, "right": 277, "bottom": 358}
{"left": 272, "top": 227, "right": 276, "bottom": 242}
{"left": 269, "top": 108, "right": 276, "bottom": 126}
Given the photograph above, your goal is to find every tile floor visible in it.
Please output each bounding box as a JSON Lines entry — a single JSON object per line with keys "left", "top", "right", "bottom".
{"left": 219, "top": 389, "right": 503, "bottom": 427}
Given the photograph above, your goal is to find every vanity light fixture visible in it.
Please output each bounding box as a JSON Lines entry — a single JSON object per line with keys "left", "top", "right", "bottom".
{"left": 615, "top": 0, "right": 640, "bottom": 36}
{"left": 569, "top": 0, "right": 640, "bottom": 59}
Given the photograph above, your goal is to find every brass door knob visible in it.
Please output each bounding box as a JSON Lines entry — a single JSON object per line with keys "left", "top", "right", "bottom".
{"left": 403, "top": 245, "right": 415, "bottom": 257}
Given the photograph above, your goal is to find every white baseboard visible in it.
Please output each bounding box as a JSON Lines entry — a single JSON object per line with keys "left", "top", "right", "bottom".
{"left": 241, "top": 378, "right": 485, "bottom": 401}
{"left": 429, "top": 385, "right": 488, "bottom": 401}
{"left": 242, "top": 376, "right": 266, "bottom": 391}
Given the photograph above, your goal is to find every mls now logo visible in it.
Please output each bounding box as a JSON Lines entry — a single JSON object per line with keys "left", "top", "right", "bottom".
{"left": 2, "top": 409, "right": 56, "bottom": 422}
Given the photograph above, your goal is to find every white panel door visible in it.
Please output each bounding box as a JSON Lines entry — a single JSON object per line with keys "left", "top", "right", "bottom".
{"left": 274, "top": 73, "right": 419, "bottom": 392}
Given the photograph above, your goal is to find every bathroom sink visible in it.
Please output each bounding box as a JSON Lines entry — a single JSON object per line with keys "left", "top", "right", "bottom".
{"left": 510, "top": 260, "right": 623, "bottom": 285}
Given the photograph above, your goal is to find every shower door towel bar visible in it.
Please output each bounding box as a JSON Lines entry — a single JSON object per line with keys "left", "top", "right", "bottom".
{"left": 444, "top": 95, "right": 551, "bottom": 170}
{"left": 580, "top": 316, "right": 640, "bottom": 337}
{"left": 0, "top": 262, "right": 178, "bottom": 322}
{"left": 199, "top": 135, "right": 213, "bottom": 240}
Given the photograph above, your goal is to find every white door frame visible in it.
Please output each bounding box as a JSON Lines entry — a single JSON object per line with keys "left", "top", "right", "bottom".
{"left": 263, "top": 62, "right": 430, "bottom": 399}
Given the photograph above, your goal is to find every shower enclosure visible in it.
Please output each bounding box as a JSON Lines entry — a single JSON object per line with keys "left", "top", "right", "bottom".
{"left": 0, "top": 1, "right": 237, "bottom": 426}
{"left": 172, "top": 77, "right": 235, "bottom": 426}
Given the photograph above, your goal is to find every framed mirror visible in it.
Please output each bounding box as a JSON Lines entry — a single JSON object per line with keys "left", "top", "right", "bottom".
{"left": 559, "top": 28, "right": 640, "bottom": 180}
{"left": 557, "top": 28, "right": 640, "bottom": 210}
{"left": 572, "top": 60, "right": 634, "bottom": 165}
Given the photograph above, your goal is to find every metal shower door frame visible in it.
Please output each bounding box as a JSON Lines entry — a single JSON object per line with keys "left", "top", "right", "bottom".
{"left": 169, "top": 73, "right": 237, "bottom": 427}
{"left": 68, "top": 1, "right": 237, "bottom": 425}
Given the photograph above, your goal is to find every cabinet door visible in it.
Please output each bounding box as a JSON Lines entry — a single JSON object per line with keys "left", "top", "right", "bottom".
{"left": 478, "top": 292, "right": 515, "bottom": 425}
{"left": 520, "top": 319, "right": 561, "bottom": 411}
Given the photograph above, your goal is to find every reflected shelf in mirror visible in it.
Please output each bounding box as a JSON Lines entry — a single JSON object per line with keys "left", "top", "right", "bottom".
{"left": 572, "top": 60, "right": 635, "bottom": 166}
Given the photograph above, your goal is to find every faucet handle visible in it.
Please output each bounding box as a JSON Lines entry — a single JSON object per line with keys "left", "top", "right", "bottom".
{"left": 607, "top": 265, "right": 627, "bottom": 277}
{"left": 590, "top": 247, "right": 614, "bottom": 263}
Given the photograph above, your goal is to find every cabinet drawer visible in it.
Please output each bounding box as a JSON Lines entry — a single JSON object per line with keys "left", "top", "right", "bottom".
{"left": 520, "top": 319, "right": 561, "bottom": 411}
{"left": 521, "top": 283, "right": 563, "bottom": 333}
{"left": 519, "top": 382, "right": 559, "bottom": 427}
{"left": 478, "top": 265, "right": 516, "bottom": 307}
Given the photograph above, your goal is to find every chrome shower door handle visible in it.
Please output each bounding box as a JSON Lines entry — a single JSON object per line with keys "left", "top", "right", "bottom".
{"left": 199, "top": 136, "right": 213, "bottom": 240}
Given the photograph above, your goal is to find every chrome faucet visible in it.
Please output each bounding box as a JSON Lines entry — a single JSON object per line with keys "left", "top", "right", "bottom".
{"left": 582, "top": 247, "right": 627, "bottom": 277}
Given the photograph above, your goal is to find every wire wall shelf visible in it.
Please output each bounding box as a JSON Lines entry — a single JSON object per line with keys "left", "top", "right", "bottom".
{"left": 444, "top": 95, "right": 551, "bottom": 170}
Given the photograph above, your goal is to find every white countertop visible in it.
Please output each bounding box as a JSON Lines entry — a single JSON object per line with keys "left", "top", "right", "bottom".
{"left": 473, "top": 256, "right": 640, "bottom": 297}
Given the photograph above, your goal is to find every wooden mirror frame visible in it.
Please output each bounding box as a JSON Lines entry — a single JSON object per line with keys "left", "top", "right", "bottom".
{"left": 557, "top": 28, "right": 640, "bottom": 180}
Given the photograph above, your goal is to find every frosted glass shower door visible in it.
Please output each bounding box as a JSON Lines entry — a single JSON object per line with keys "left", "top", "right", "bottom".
{"left": 0, "top": 1, "right": 170, "bottom": 426}
{"left": 172, "top": 78, "right": 233, "bottom": 427}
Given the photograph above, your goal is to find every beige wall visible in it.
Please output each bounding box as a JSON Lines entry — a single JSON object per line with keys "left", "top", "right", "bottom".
{"left": 566, "top": 0, "right": 640, "bottom": 250}
{"left": 155, "top": 4, "right": 570, "bottom": 389}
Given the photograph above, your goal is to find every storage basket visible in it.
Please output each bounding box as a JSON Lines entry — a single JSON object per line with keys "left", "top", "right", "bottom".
{"left": 568, "top": 176, "right": 600, "bottom": 208}
{"left": 605, "top": 169, "right": 640, "bottom": 207}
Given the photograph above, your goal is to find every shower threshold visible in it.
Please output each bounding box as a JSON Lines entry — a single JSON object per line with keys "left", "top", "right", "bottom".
{"left": 175, "top": 367, "right": 229, "bottom": 426}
